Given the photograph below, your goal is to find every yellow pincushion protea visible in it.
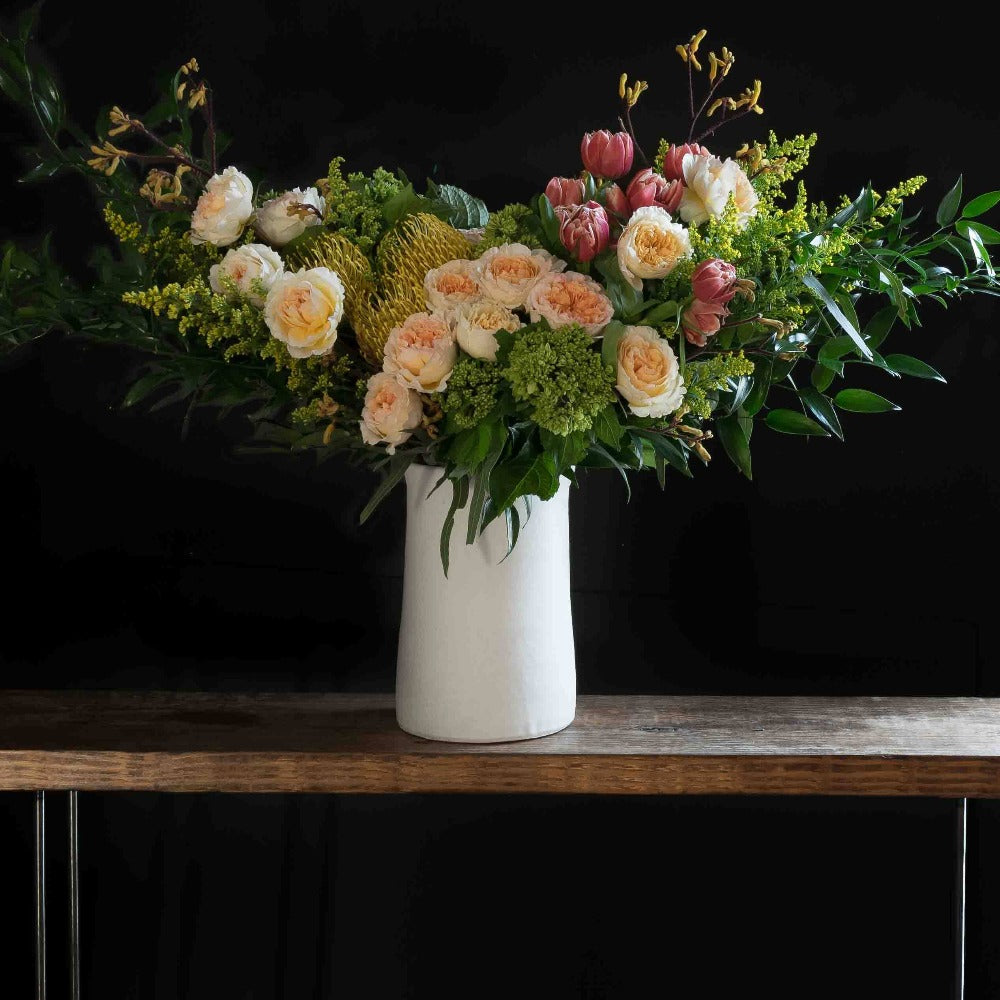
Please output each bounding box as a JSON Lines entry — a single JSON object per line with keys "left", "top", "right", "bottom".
{"left": 288, "top": 213, "right": 470, "bottom": 365}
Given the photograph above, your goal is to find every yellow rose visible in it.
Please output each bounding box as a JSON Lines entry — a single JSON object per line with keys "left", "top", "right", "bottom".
{"left": 263, "top": 267, "right": 344, "bottom": 358}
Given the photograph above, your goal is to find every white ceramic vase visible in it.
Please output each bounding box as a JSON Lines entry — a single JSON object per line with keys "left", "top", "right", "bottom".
{"left": 395, "top": 463, "right": 576, "bottom": 743}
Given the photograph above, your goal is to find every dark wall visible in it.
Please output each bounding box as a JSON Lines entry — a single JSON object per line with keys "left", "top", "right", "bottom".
{"left": 1, "top": 3, "right": 998, "bottom": 996}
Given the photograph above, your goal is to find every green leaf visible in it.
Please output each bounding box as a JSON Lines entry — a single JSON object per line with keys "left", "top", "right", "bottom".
{"left": 641, "top": 300, "right": 680, "bottom": 324}
{"left": 447, "top": 422, "right": 493, "bottom": 468}
{"left": 540, "top": 427, "right": 587, "bottom": 474}
{"left": 834, "top": 389, "right": 900, "bottom": 413}
{"left": 811, "top": 364, "right": 836, "bottom": 393}
{"left": 382, "top": 183, "right": 433, "bottom": 225}
{"left": 883, "top": 354, "right": 945, "bottom": 382}
{"left": 765, "top": 409, "right": 830, "bottom": 436}
{"left": 600, "top": 319, "right": 626, "bottom": 367}
{"left": 0, "top": 65, "right": 25, "bottom": 103}
{"left": 800, "top": 273, "right": 872, "bottom": 359}
{"left": 359, "top": 453, "right": 416, "bottom": 524}
{"left": 962, "top": 191, "right": 1000, "bottom": 219}
{"left": 937, "top": 176, "right": 963, "bottom": 227}
{"left": 123, "top": 372, "right": 171, "bottom": 408}
{"left": 957, "top": 219, "right": 1000, "bottom": 246}
{"left": 538, "top": 195, "right": 561, "bottom": 246}
{"left": 798, "top": 386, "right": 844, "bottom": 440}
{"left": 440, "top": 476, "right": 470, "bottom": 577}
{"left": 966, "top": 225, "right": 995, "bottom": 276}
{"left": 716, "top": 414, "right": 752, "bottom": 479}
{"left": 502, "top": 504, "right": 521, "bottom": 560}
{"left": 863, "top": 305, "right": 897, "bottom": 351}
{"left": 592, "top": 405, "right": 624, "bottom": 448}
{"left": 433, "top": 183, "right": 489, "bottom": 229}
{"left": 594, "top": 252, "right": 644, "bottom": 320}
{"left": 466, "top": 424, "right": 508, "bottom": 544}
{"left": 742, "top": 356, "right": 773, "bottom": 416}
{"left": 586, "top": 442, "right": 632, "bottom": 500}
{"left": 489, "top": 445, "right": 559, "bottom": 511}
{"left": 630, "top": 430, "right": 692, "bottom": 477}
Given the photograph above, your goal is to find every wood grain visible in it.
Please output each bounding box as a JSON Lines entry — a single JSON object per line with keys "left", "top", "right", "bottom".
{"left": 0, "top": 691, "right": 997, "bottom": 796}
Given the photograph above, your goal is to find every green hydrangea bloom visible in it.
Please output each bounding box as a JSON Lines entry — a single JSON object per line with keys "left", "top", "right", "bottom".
{"left": 502, "top": 324, "right": 614, "bottom": 436}
{"left": 439, "top": 357, "right": 503, "bottom": 429}
{"left": 473, "top": 203, "right": 540, "bottom": 256}
{"left": 323, "top": 157, "right": 404, "bottom": 255}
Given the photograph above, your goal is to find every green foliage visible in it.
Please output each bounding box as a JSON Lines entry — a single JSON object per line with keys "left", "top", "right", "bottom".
{"left": 322, "top": 157, "right": 405, "bottom": 255}
{"left": 502, "top": 324, "right": 615, "bottom": 436}
{"left": 682, "top": 351, "right": 755, "bottom": 420}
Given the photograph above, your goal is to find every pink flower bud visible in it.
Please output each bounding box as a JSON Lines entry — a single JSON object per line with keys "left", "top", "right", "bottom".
{"left": 691, "top": 258, "right": 739, "bottom": 306}
{"left": 559, "top": 200, "right": 610, "bottom": 263}
{"left": 545, "top": 176, "right": 586, "bottom": 208}
{"left": 682, "top": 298, "right": 728, "bottom": 346}
{"left": 580, "top": 130, "right": 634, "bottom": 179}
{"left": 603, "top": 182, "right": 631, "bottom": 222}
{"left": 661, "top": 142, "right": 710, "bottom": 182}
{"left": 625, "top": 168, "right": 684, "bottom": 215}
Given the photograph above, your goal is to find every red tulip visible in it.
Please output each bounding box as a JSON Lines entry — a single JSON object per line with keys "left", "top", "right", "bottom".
{"left": 559, "top": 200, "right": 610, "bottom": 263}
{"left": 682, "top": 298, "right": 729, "bottom": 346}
{"left": 691, "top": 258, "right": 739, "bottom": 306}
{"left": 580, "top": 130, "right": 634, "bottom": 179}
{"left": 545, "top": 176, "right": 586, "bottom": 208}
{"left": 661, "top": 142, "right": 710, "bottom": 182}
{"left": 625, "top": 168, "right": 684, "bottom": 215}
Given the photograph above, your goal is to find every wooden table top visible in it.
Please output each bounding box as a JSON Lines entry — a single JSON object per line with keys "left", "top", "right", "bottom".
{"left": 0, "top": 691, "right": 997, "bottom": 796}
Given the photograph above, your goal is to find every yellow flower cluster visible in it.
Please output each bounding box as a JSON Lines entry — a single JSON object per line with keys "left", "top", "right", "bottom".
{"left": 103, "top": 204, "right": 141, "bottom": 244}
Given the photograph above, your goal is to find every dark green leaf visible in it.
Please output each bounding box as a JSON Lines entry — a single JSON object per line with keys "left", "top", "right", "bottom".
{"left": 600, "top": 320, "right": 626, "bottom": 367}
{"left": 937, "top": 176, "right": 963, "bottom": 226}
{"left": 798, "top": 386, "right": 844, "bottom": 440}
{"left": 801, "top": 273, "right": 872, "bottom": 359}
{"left": 433, "top": 183, "right": 489, "bottom": 229}
{"left": 0, "top": 65, "right": 25, "bottom": 102}
{"left": 811, "top": 364, "right": 836, "bottom": 393}
{"left": 765, "top": 409, "right": 830, "bottom": 436}
{"left": 489, "top": 445, "right": 559, "bottom": 511}
{"left": 586, "top": 442, "right": 631, "bottom": 500}
{"left": 957, "top": 219, "right": 1000, "bottom": 247}
{"left": 466, "top": 424, "right": 508, "bottom": 544}
{"left": 654, "top": 453, "right": 667, "bottom": 489}
{"left": 641, "top": 300, "right": 680, "bottom": 324}
{"left": 742, "top": 356, "right": 773, "bottom": 416}
{"left": 538, "top": 195, "right": 561, "bottom": 246}
{"left": 594, "top": 252, "right": 644, "bottom": 319}
{"left": 440, "top": 476, "right": 470, "bottom": 577}
{"left": 122, "top": 372, "right": 171, "bottom": 408}
{"left": 630, "top": 430, "right": 692, "bottom": 477}
{"left": 716, "top": 414, "right": 752, "bottom": 478}
{"left": 962, "top": 191, "right": 1000, "bottom": 219}
{"left": 863, "top": 305, "right": 897, "bottom": 351}
{"left": 883, "top": 354, "right": 946, "bottom": 382}
{"left": 501, "top": 504, "right": 521, "bottom": 561}
{"left": 359, "top": 453, "right": 416, "bottom": 524}
{"left": 539, "top": 427, "right": 587, "bottom": 474}
{"left": 592, "top": 405, "right": 624, "bottom": 448}
{"left": 966, "top": 225, "right": 995, "bottom": 276}
{"left": 834, "top": 389, "right": 900, "bottom": 413}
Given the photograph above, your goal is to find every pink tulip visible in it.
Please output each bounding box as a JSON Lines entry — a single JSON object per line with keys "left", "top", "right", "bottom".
{"left": 661, "top": 142, "right": 710, "bottom": 182}
{"left": 580, "top": 130, "right": 634, "bottom": 179}
{"left": 691, "top": 258, "right": 739, "bottom": 306}
{"left": 682, "top": 298, "right": 728, "bottom": 346}
{"left": 625, "top": 168, "right": 684, "bottom": 215}
{"left": 545, "top": 176, "right": 586, "bottom": 208}
{"left": 559, "top": 200, "right": 610, "bottom": 262}
{"left": 603, "top": 182, "right": 631, "bottom": 222}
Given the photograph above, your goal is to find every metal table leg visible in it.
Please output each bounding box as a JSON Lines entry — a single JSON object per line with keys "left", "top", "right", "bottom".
{"left": 69, "top": 790, "right": 81, "bottom": 1000}
{"left": 34, "top": 791, "right": 46, "bottom": 1000}
{"left": 954, "top": 797, "right": 967, "bottom": 1000}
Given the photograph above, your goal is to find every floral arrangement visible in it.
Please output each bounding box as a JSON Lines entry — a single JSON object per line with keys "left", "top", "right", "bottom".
{"left": 3, "top": 18, "right": 999, "bottom": 570}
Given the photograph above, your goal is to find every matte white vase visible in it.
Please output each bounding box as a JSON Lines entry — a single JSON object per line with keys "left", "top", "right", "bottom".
{"left": 395, "top": 462, "right": 576, "bottom": 743}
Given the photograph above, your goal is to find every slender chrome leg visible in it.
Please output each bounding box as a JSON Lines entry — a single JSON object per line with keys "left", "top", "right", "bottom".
{"left": 34, "top": 791, "right": 46, "bottom": 1000}
{"left": 69, "top": 790, "right": 81, "bottom": 1000}
{"left": 954, "top": 797, "right": 967, "bottom": 1000}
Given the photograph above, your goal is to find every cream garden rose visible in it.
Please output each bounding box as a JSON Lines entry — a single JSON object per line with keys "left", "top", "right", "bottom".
{"left": 190, "top": 166, "right": 254, "bottom": 246}
{"left": 679, "top": 154, "right": 759, "bottom": 228}
{"left": 383, "top": 312, "right": 457, "bottom": 392}
{"left": 263, "top": 266, "right": 344, "bottom": 358}
{"left": 359, "top": 372, "right": 423, "bottom": 454}
{"left": 209, "top": 243, "right": 284, "bottom": 307}
{"left": 615, "top": 325, "right": 685, "bottom": 418}
{"left": 616, "top": 206, "right": 692, "bottom": 290}
{"left": 475, "top": 243, "right": 565, "bottom": 308}
{"left": 423, "top": 259, "right": 482, "bottom": 313}
{"left": 451, "top": 300, "right": 522, "bottom": 361}
{"left": 526, "top": 271, "right": 614, "bottom": 337}
{"left": 256, "top": 187, "right": 326, "bottom": 247}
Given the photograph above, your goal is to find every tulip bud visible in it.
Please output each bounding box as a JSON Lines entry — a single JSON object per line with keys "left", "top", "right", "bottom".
{"left": 682, "top": 298, "right": 729, "bottom": 346}
{"left": 602, "top": 182, "right": 631, "bottom": 222}
{"left": 691, "top": 258, "right": 739, "bottom": 306}
{"left": 559, "top": 200, "right": 610, "bottom": 263}
{"left": 545, "top": 176, "right": 586, "bottom": 208}
{"left": 580, "top": 130, "right": 634, "bottom": 179}
{"left": 625, "top": 168, "right": 684, "bottom": 215}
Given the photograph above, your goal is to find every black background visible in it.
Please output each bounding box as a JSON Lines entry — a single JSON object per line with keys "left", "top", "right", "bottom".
{"left": 2, "top": 2, "right": 998, "bottom": 996}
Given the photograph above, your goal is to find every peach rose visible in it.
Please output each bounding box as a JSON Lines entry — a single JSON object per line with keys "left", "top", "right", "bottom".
{"left": 525, "top": 271, "right": 614, "bottom": 338}
{"left": 451, "top": 300, "right": 522, "bottom": 361}
{"left": 615, "top": 325, "right": 685, "bottom": 418}
{"left": 263, "top": 266, "right": 344, "bottom": 358}
{"left": 190, "top": 166, "right": 253, "bottom": 246}
{"left": 383, "top": 312, "right": 457, "bottom": 393}
{"left": 360, "top": 372, "right": 423, "bottom": 454}
{"left": 617, "top": 206, "right": 692, "bottom": 290}
{"left": 209, "top": 243, "right": 284, "bottom": 307}
{"left": 423, "top": 259, "right": 482, "bottom": 313}
{"left": 475, "top": 243, "right": 565, "bottom": 308}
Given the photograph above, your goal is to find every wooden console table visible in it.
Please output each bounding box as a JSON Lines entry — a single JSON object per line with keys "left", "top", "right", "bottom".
{"left": 3, "top": 690, "right": 997, "bottom": 999}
